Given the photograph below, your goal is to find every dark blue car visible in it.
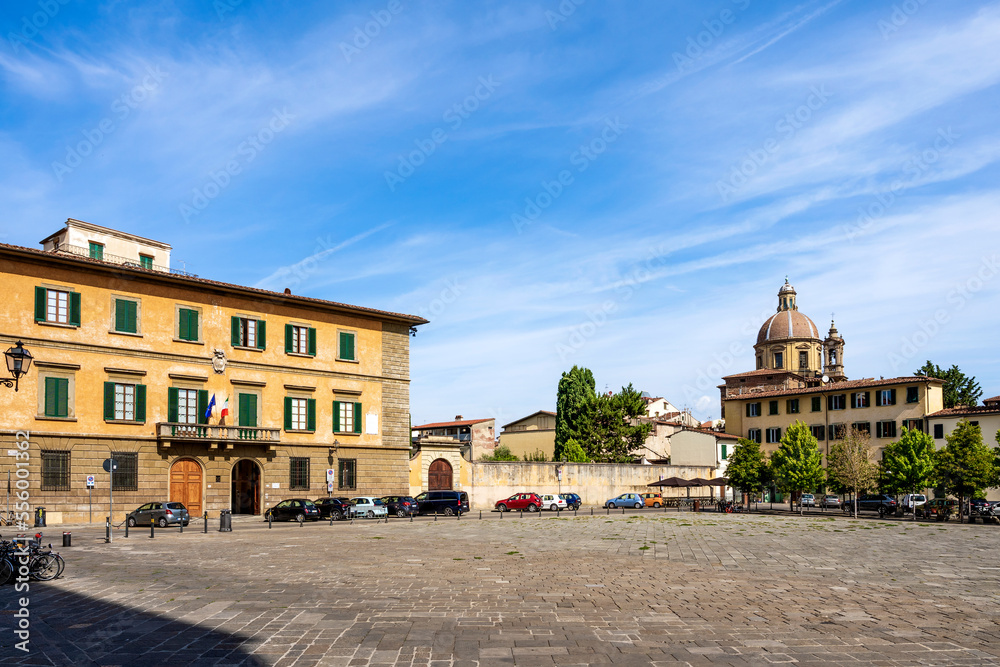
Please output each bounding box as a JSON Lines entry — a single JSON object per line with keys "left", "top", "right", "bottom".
{"left": 559, "top": 493, "right": 582, "bottom": 510}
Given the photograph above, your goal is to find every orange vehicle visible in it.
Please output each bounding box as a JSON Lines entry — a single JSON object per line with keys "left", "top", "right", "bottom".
{"left": 641, "top": 492, "right": 663, "bottom": 508}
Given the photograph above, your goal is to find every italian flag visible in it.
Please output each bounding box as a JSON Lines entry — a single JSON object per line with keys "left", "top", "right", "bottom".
{"left": 219, "top": 395, "right": 230, "bottom": 423}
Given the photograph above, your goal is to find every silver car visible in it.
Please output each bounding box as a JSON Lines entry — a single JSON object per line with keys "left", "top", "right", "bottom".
{"left": 126, "top": 501, "right": 190, "bottom": 528}
{"left": 820, "top": 495, "right": 841, "bottom": 509}
{"left": 348, "top": 496, "right": 388, "bottom": 519}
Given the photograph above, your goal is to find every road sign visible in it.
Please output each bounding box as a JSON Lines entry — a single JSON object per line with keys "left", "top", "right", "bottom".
{"left": 327, "top": 481, "right": 334, "bottom": 493}
{"left": 102, "top": 458, "right": 118, "bottom": 473}
{"left": 326, "top": 468, "right": 335, "bottom": 481}
{"left": 86, "top": 475, "right": 95, "bottom": 488}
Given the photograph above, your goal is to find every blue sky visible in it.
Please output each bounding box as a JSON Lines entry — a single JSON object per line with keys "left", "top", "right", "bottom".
{"left": 2, "top": 0, "right": 1000, "bottom": 427}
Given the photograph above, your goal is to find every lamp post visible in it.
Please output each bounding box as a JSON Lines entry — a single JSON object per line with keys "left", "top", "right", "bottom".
{"left": 2, "top": 341, "right": 32, "bottom": 392}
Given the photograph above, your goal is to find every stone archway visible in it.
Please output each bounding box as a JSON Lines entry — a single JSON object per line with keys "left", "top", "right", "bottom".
{"left": 428, "top": 458, "right": 453, "bottom": 491}
{"left": 231, "top": 459, "right": 261, "bottom": 515}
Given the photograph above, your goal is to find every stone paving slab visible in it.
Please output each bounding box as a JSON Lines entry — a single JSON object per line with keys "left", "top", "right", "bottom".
{"left": 2, "top": 512, "right": 1000, "bottom": 665}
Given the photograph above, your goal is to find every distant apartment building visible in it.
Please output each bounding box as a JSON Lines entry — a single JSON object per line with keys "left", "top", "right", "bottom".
{"left": 499, "top": 410, "right": 556, "bottom": 459}
{"left": 0, "top": 219, "right": 426, "bottom": 523}
{"left": 411, "top": 416, "right": 495, "bottom": 460}
{"left": 927, "top": 395, "right": 1000, "bottom": 448}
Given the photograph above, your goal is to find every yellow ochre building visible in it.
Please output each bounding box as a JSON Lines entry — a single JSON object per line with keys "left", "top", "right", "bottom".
{"left": 0, "top": 219, "right": 426, "bottom": 524}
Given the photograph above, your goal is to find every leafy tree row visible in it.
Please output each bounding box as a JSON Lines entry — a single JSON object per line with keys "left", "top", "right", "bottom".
{"left": 726, "top": 420, "right": 1000, "bottom": 521}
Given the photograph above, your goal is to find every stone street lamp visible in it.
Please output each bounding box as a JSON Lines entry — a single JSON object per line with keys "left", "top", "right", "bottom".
{"left": 2, "top": 341, "right": 32, "bottom": 392}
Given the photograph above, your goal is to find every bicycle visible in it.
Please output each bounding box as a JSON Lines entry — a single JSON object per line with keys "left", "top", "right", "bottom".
{"left": 0, "top": 534, "right": 66, "bottom": 584}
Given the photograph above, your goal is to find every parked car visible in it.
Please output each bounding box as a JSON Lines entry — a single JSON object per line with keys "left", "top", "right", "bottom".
{"left": 966, "top": 498, "right": 991, "bottom": 515}
{"left": 414, "top": 490, "right": 470, "bottom": 515}
{"left": 494, "top": 493, "right": 542, "bottom": 513}
{"left": 126, "top": 501, "right": 189, "bottom": 528}
{"left": 313, "top": 497, "right": 352, "bottom": 521}
{"left": 381, "top": 495, "right": 418, "bottom": 517}
{"left": 842, "top": 494, "right": 897, "bottom": 516}
{"left": 919, "top": 498, "right": 957, "bottom": 521}
{"left": 819, "top": 495, "right": 841, "bottom": 509}
{"left": 800, "top": 493, "right": 816, "bottom": 508}
{"left": 901, "top": 494, "right": 926, "bottom": 511}
{"left": 264, "top": 499, "right": 321, "bottom": 522}
{"left": 605, "top": 493, "right": 643, "bottom": 509}
{"left": 559, "top": 493, "right": 582, "bottom": 510}
{"left": 349, "top": 496, "right": 388, "bottom": 519}
{"left": 641, "top": 492, "right": 663, "bottom": 508}
{"left": 540, "top": 494, "right": 568, "bottom": 511}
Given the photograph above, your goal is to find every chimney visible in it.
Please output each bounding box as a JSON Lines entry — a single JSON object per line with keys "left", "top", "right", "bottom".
{"left": 455, "top": 415, "right": 463, "bottom": 421}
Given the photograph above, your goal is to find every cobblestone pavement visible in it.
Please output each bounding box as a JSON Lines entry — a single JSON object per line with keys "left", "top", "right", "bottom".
{"left": 3, "top": 510, "right": 1000, "bottom": 666}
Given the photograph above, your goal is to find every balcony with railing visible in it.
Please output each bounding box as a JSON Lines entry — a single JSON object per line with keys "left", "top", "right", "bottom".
{"left": 55, "top": 244, "right": 198, "bottom": 277}
{"left": 156, "top": 423, "right": 280, "bottom": 447}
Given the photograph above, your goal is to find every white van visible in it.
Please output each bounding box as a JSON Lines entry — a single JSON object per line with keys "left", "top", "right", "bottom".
{"left": 902, "top": 494, "right": 926, "bottom": 510}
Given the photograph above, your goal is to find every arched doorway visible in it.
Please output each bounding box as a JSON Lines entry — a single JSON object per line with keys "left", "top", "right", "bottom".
{"left": 428, "top": 458, "right": 453, "bottom": 491}
{"left": 231, "top": 460, "right": 261, "bottom": 514}
{"left": 169, "top": 458, "right": 203, "bottom": 517}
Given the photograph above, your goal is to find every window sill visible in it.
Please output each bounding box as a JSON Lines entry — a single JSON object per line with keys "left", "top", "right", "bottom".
{"left": 284, "top": 429, "right": 316, "bottom": 434}
{"left": 173, "top": 338, "right": 204, "bottom": 345}
{"left": 36, "top": 321, "right": 79, "bottom": 329}
{"left": 333, "top": 431, "right": 361, "bottom": 436}
{"left": 105, "top": 419, "right": 146, "bottom": 425}
{"left": 336, "top": 357, "right": 360, "bottom": 364}
{"left": 110, "top": 330, "right": 143, "bottom": 337}
{"left": 233, "top": 346, "right": 265, "bottom": 353}
{"left": 35, "top": 416, "right": 77, "bottom": 422}
{"left": 286, "top": 351, "right": 316, "bottom": 359}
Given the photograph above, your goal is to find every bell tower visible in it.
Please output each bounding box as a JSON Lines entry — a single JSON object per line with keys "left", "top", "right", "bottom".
{"left": 823, "top": 319, "right": 846, "bottom": 382}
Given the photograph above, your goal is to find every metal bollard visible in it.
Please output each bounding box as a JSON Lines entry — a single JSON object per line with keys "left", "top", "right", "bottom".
{"left": 124, "top": 521, "right": 129, "bottom": 538}
{"left": 268, "top": 512, "right": 273, "bottom": 529}
{"left": 298, "top": 516, "right": 304, "bottom": 528}
{"left": 479, "top": 510, "right": 482, "bottom": 520}
{"left": 105, "top": 517, "right": 111, "bottom": 543}
{"left": 591, "top": 507, "right": 593, "bottom": 516}
{"left": 203, "top": 512, "right": 208, "bottom": 533}
{"left": 62, "top": 531, "right": 71, "bottom": 548}
{"left": 500, "top": 509, "right": 503, "bottom": 519}
{"left": 519, "top": 510, "right": 523, "bottom": 519}
{"left": 179, "top": 518, "right": 183, "bottom": 534}
{"left": 457, "top": 510, "right": 460, "bottom": 521}
{"left": 329, "top": 514, "right": 334, "bottom": 526}
{"left": 150, "top": 516, "right": 155, "bottom": 539}
{"left": 410, "top": 513, "right": 413, "bottom": 523}
{"left": 622, "top": 507, "right": 625, "bottom": 516}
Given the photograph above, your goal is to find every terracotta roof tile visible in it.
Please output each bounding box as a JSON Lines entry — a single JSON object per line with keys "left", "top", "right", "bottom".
{"left": 723, "top": 376, "right": 942, "bottom": 401}
{"left": 927, "top": 405, "right": 1000, "bottom": 418}
{"left": 413, "top": 418, "right": 494, "bottom": 430}
{"left": 0, "top": 241, "right": 428, "bottom": 326}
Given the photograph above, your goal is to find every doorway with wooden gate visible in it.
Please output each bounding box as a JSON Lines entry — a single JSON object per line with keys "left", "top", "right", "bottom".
{"left": 231, "top": 459, "right": 261, "bottom": 515}
{"left": 428, "top": 458, "right": 453, "bottom": 491}
{"left": 169, "top": 458, "right": 203, "bottom": 517}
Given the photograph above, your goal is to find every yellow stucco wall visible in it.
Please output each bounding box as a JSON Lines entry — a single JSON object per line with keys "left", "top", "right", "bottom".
{"left": 498, "top": 430, "right": 555, "bottom": 460}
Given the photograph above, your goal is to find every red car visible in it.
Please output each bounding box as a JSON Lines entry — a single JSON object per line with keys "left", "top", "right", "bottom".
{"left": 495, "top": 493, "right": 542, "bottom": 513}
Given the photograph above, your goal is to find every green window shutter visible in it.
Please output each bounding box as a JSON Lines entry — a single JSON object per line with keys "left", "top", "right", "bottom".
{"left": 863, "top": 391, "right": 870, "bottom": 407}
{"left": 52, "top": 378, "right": 68, "bottom": 417}
{"left": 126, "top": 300, "right": 137, "bottom": 333}
{"left": 284, "top": 324, "right": 293, "bottom": 353}
{"left": 283, "top": 397, "right": 292, "bottom": 430}
{"left": 178, "top": 308, "right": 189, "bottom": 340}
{"left": 721, "top": 445, "right": 727, "bottom": 460}
{"left": 306, "top": 398, "right": 316, "bottom": 432}
{"left": 745, "top": 403, "right": 751, "bottom": 417}
{"left": 353, "top": 402, "right": 362, "bottom": 434}
{"left": 190, "top": 310, "right": 199, "bottom": 341}
{"left": 238, "top": 393, "right": 249, "bottom": 427}
{"left": 231, "top": 316, "right": 241, "bottom": 346}
{"left": 69, "top": 291, "right": 81, "bottom": 327}
{"left": 135, "top": 384, "right": 146, "bottom": 422}
{"left": 890, "top": 388, "right": 897, "bottom": 405}
{"left": 44, "top": 377, "right": 57, "bottom": 416}
{"left": 256, "top": 320, "right": 266, "bottom": 350}
{"left": 34, "top": 287, "right": 47, "bottom": 322}
{"left": 197, "top": 390, "right": 209, "bottom": 424}
{"left": 104, "top": 382, "right": 116, "bottom": 420}
{"left": 246, "top": 394, "right": 257, "bottom": 427}
{"left": 168, "top": 388, "right": 179, "bottom": 422}
{"left": 776, "top": 427, "right": 781, "bottom": 440}
{"left": 827, "top": 395, "right": 834, "bottom": 410}
{"left": 340, "top": 332, "right": 355, "bottom": 360}
{"left": 333, "top": 400, "right": 341, "bottom": 432}
{"left": 307, "top": 328, "right": 316, "bottom": 356}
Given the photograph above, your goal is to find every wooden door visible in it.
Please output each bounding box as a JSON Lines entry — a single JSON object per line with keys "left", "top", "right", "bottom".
{"left": 169, "top": 458, "right": 203, "bottom": 517}
{"left": 428, "top": 459, "right": 453, "bottom": 491}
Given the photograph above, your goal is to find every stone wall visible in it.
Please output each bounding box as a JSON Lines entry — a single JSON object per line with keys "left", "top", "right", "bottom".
{"left": 465, "top": 462, "right": 717, "bottom": 510}
{"left": 380, "top": 323, "right": 411, "bottom": 453}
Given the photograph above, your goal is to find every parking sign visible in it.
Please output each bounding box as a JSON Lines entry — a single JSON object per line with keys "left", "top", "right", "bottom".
{"left": 326, "top": 468, "right": 335, "bottom": 481}
{"left": 86, "top": 475, "right": 95, "bottom": 488}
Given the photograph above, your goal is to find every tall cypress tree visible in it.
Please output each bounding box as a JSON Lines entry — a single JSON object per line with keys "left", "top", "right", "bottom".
{"left": 555, "top": 366, "right": 596, "bottom": 460}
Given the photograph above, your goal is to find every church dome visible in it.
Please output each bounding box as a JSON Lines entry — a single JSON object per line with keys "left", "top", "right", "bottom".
{"left": 757, "top": 309, "right": 820, "bottom": 344}
{"left": 756, "top": 279, "right": 820, "bottom": 344}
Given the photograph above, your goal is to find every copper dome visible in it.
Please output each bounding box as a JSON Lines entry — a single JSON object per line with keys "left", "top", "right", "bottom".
{"left": 757, "top": 310, "right": 820, "bottom": 344}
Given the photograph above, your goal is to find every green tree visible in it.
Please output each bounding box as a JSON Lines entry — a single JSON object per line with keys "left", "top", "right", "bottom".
{"left": 523, "top": 449, "right": 547, "bottom": 462}
{"left": 935, "top": 419, "right": 994, "bottom": 522}
{"left": 827, "top": 427, "right": 878, "bottom": 518}
{"left": 724, "top": 438, "right": 768, "bottom": 512}
{"left": 769, "top": 421, "right": 824, "bottom": 515}
{"left": 555, "top": 366, "right": 596, "bottom": 460}
{"left": 562, "top": 439, "right": 589, "bottom": 463}
{"left": 586, "top": 384, "right": 652, "bottom": 462}
{"left": 880, "top": 427, "right": 936, "bottom": 519}
{"left": 479, "top": 445, "right": 520, "bottom": 462}
{"left": 915, "top": 361, "right": 983, "bottom": 408}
